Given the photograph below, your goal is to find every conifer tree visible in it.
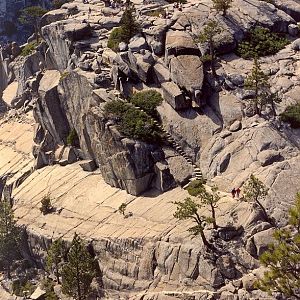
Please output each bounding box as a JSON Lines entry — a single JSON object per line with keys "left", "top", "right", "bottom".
{"left": 244, "top": 174, "right": 271, "bottom": 224}
{"left": 245, "top": 58, "right": 270, "bottom": 115}
{"left": 173, "top": 197, "right": 213, "bottom": 249}
{"left": 120, "top": 1, "right": 140, "bottom": 43}
{"left": 18, "top": 6, "right": 48, "bottom": 43}
{"left": 61, "top": 233, "right": 96, "bottom": 300}
{"left": 212, "top": 0, "right": 233, "bottom": 16}
{"left": 47, "top": 238, "right": 65, "bottom": 284}
{"left": 256, "top": 193, "right": 300, "bottom": 299}
{"left": 187, "top": 180, "right": 220, "bottom": 229}
{"left": 198, "top": 20, "right": 222, "bottom": 78}
{"left": 0, "top": 199, "right": 21, "bottom": 278}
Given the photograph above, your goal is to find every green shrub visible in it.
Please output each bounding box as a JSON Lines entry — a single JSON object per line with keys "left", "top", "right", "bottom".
{"left": 105, "top": 100, "right": 131, "bottom": 117}
{"left": 41, "top": 278, "right": 59, "bottom": 300}
{"left": 107, "top": 27, "right": 125, "bottom": 52}
{"left": 60, "top": 71, "right": 69, "bottom": 81}
{"left": 12, "top": 280, "right": 35, "bottom": 297}
{"left": 237, "top": 27, "right": 289, "bottom": 59}
{"left": 40, "top": 194, "right": 53, "bottom": 215}
{"left": 108, "top": 4, "right": 140, "bottom": 52}
{"left": 66, "top": 129, "right": 79, "bottom": 146}
{"left": 20, "top": 41, "right": 38, "bottom": 57}
{"left": 118, "top": 203, "right": 127, "bottom": 216}
{"left": 130, "top": 90, "right": 163, "bottom": 117}
{"left": 104, "top": 100, "right": 162, "bottom": 143}
{"left": 121, "top": 108, "right": 160, "bottom": 142}
{"left": 187, "top": 179, "right": 207, "bottom": 196}
{"left": 280, "top": 104, "right": 300, "bottom": 128}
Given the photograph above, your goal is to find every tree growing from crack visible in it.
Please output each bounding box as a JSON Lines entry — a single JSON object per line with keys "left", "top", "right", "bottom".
{"left": 243, "top": 174, "right": 272, "bottom": 224}
{"left": 173, "top": 197, "right": 214, "bottom": 249}
{"left": 187, "top": 180, "right": 220, "bottom": 229}
{"left": 18, "top": 6, "right": 48, "bottom": 44}
{"left": 197, "top": 20, "right": 222, "bottom": 78}
{"left": 212, "top": 0, "right": 233, "bottom": 16}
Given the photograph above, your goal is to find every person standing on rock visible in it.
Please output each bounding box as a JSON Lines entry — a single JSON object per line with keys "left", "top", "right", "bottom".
{"left": 231, "top": 188, "right": 236, "bottom": 198}
{"left": 236, "top": 187, "right": 241, "bottom": 198}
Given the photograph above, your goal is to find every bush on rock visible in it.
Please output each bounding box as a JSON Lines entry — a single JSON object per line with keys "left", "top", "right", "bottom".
{"left": 237, "top": 27, "right": 289, "bottom": 59}
{"left": 281, "top": 104, "right": 300, "bottom": 128}
{"left": 104, "top": 100, "right": 162, "bottom": 143}
{"left": 130, "top": 90, "right": 163, "bottom": 117}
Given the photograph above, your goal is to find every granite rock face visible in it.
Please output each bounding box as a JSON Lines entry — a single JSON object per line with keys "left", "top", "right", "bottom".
{"left": 33, "top": 70, "right": 159, "bottom": 195}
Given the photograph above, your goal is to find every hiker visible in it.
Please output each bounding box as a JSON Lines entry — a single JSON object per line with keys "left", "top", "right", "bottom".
{"left": 236, "top": 187, "right": 241, "bottom": 198}
{"left": 231, "top": 188, "right": 236, "bottom": 198}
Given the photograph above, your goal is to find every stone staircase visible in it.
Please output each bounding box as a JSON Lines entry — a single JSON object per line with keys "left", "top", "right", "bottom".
{"left": 125, "top": 100, "right": 203, "bottom": 184}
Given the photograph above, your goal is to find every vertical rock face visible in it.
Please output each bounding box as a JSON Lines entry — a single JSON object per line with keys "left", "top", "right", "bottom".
{"left": 34, "top": 70, "right": 157, "bottom": 195}
{"left": 42, "top": 20, "right": 92, "bottom": 71}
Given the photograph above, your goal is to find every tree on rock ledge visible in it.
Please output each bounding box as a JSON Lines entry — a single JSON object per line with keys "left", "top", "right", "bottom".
{"left": 187, "top": 180, "right": 220, "bottom": 230}
{"left": 120, "top": 1, "right": 140, "bottom": 43}
{"left": 244, "top": 174, "right": 272, "bottom": 225}
{"left": 173, "top": 197, "right": 214, "bottom": 249}
{"left": 62, "top": 233, "right": 96, "bottom": 300}
{"left": 198, "top": 20, "right": 222, "bottom": 78}
{"left": 256, "top": 193, "right": 300, "bottom": 299}
{"left": 212, "top": 0, "right": 233, "bottom": 16}
{"left": 19, "top": 6, "right": 48, "bottom": 43}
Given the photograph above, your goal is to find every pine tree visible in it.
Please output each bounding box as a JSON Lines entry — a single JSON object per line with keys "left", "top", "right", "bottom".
{"left": 212, "top": 0, "right": 233, "bottom": 16}
{"left": 243, "top": 174, "right": 271, "bottom": 224}
{"left": 187, "top": 180, "right": 220, "bottom": 229}
{"left": 0, "top": 199, "right": 22, "bottom": 278}
{"left": 120, "top": 1, "right": 140, "bottom": 43}
{"left": 244, "top": 58, "right": 270, "bottom": 115}
{"left": 61, "top": 233, "right": 96, "bottom": 300}
{"left": 198, "top": 20, "right": 222, "bottom": 78}
{"left": 173, "top": 197, "right": 213, "bottom": 249}
{"left": 18, "top": 6, "right": 48, "bottom": 43}
{"left": 256, "top": 193, "right": 300, "bottom": 299}
{"left": 46, "top": 238, "right": 65, "bottom": 284}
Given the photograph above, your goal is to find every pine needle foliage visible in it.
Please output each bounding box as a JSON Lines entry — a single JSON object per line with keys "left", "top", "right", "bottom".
{"left": 19, "top": 6, "right": 48, "bottom": 43}
{"left": 198, "top": 20, "right": 222, "bottom": 77}
{"left": 47, "top": 238, "right": 65, "bottom": 284}
{"left": 0, "top": 199, "right": 22, "bottom": 278}
{"left": 256, "top": 193, "right": 300, "bottom": 299}
{"left": 173, "top": 197, "right": 213, "bottom": 249}
{"left": 62, "top": 233, "right": 96, "bottom": 300}
{"left": 237, "top": 27, "right": 289, "bottom": 59}
{"left": 187, "top": 180, "right": 220, "bottom": 229}
{"left": 212, "top": 0, "right": 233, "bottom": 16}
{"left": 244, "top": 58, "right": 270, "bottom": 115}
{"left": 244, "top": 174, "right": 271, "bottom": 224}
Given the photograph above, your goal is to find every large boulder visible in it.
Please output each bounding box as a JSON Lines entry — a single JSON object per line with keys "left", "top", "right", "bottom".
{"left": 42, "top": 20, "right": 92, "bottom": 71}
{"left": 161, "top": 82, "right": 190, "bottom": 110}
{"left": 165, "top": 30, "right": 200, "bottom": 62}
{"left": 40, "top": 9, "right": 68, "bottom": 27}
{"left": 274, "top": 0, "right": 300, "bottom": 21}
{"left": 169, "top": 55, "right": 204, "bottom": 103}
